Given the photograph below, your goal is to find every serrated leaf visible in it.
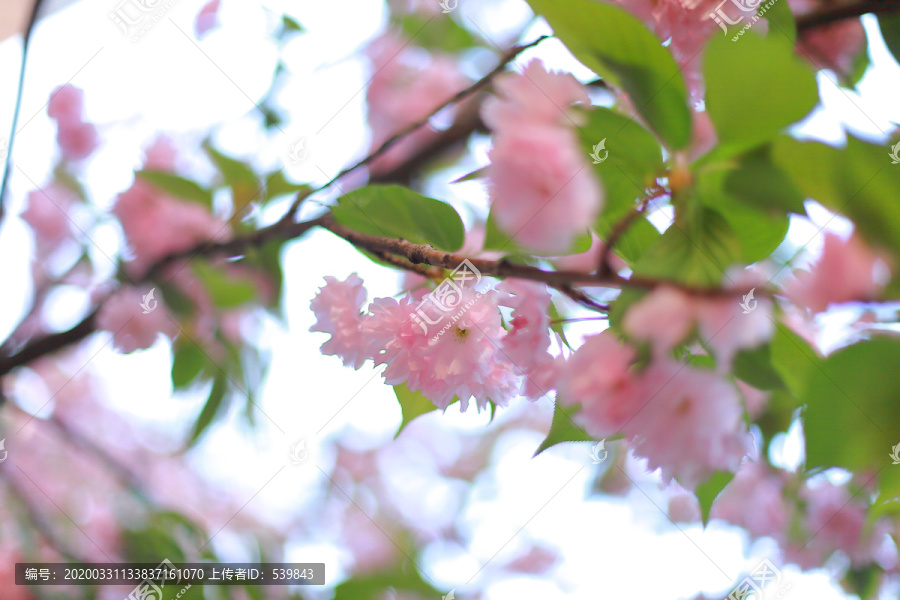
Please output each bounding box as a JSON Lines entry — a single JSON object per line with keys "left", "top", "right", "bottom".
{"left": 136, "top": 170, "right": 213, "bottom": 207}
{"left": 526, "top": 0, "right": 692, "bottom": 149}
{"left": 704, "top": 30, "right": 817, "bottom": 148}
{"left": 534, "top": 398, "right": 592, "bottom": 457}
{"left": 695, "top": 471, "right": 735, "bottom": 526}
{"left": 393, "top": 384, "right": 437, "bottom": 438}
{"left": 332, "top": 185, "right": 465, "bottom": 252}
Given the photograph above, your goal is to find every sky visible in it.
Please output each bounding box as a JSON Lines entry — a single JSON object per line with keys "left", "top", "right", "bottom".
{"left": 1, "top": 0, "right": 900, "bottom": 598}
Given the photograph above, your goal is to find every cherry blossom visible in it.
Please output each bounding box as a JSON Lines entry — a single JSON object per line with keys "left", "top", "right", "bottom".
{"left": 785, "top": 232, "right": 885, "bottom": 313}
{"left": 310, "top": 273, "right": 370, "bottom": 369}
{"left": 96, "top": 287, "right": 177, "bottom": 353}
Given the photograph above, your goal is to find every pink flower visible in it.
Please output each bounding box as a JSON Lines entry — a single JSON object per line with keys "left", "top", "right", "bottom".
{"left": 497, "top": 280, "right": 551, "bottom": 366}
{"left": 47, "top": 84, "right": 98, "bottom": 161}
{"left": 484, "top": 61, "right": 601, "bottom": 254}
{"left": 310, "top": 274, "right": 370, "bottom": 370}
{"left": 791, "top": 0, "right": 866, "bottom": 77}
{"left": 195, "top": 0, "right": 221, "bottom": 38}
{"left": 557, "top": 332, "right": 644, "bottom": 438}
{"left": 366, "top": 35, "right": 471, "bottom": 174}
{"left": 487, "top": 122, "right": 601, "bottom": 253}
{"left": 143, "top": 136, "right": 179, "bottom": 171}
{"left": 56, "top": 120, "right": 99, "bottom": 161}
{"left": 710, "top": 461, "right": 790, "bottom": 539}
{"left": 113, "top": 179, "right": 224, "bottom": 276}
{"left": 482, "top": 60, "right": 590, "bottom": 131}
{"left": 47, "top": 84, "right": 84, "bottom": 123}
{"left": 21, "top": 183, "right": 76, "bottom": 255}
{"left": 628, "top": 362, "right": 752, "bottom": 487}
{"left": 97, "top": 287, "right": 177, "bottom": 353}
{"left": 785, "top": 232, "right": 884, "bottom": 313}
{"left": 623, "top": 278, "right": 773, "bottom": 367}
{"left": 364, "top": 287, "right": 519, "bottom": 412}
{"left": 797, "top": 481, "right": 882, "bottom": 567}
{"left": 667, "top": 482, "right": 702, "bottom": 523}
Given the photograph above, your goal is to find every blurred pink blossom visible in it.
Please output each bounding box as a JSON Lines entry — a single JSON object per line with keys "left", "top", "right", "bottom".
{"left": 785, "top": 232, "right": 884, "bottom": 313}
{"left": 195, "top": 0, "right": 221, "bottom": 38}
{"left": 96, "top": 286, "right": 177, "bottom": 353}
{"left": 21, "top": 183, "right": 76, "bottom": 255}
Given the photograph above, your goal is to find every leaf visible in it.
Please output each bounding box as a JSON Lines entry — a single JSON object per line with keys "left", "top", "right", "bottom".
{"left": 612, "top": 217, "right": 662, "bottom": 265}
{"left": 733, "top": 343, "right": 786, "bottom": 391}
{"left": 333, "top": 562, "right": 440, "bottom": 600}
{"left": 393, "top": 384, "right": 437, "bottom": 438}
{"left": 801, "top": 337, "right": 900, "bottom": 474}
{"left": 722, "top": 145, "right": 806, "bottom": 215}
{"left": 534, "top": 398, "right": 593, "bottom": 457}
{"left": 264, "top": 170, "right": 309, "bottom": 201}
{"left": 526, "top": 0, "right": 692, "bottom": 149}
{"left": 695, "top": 471, "right": 735, "bottom": 526}
{"left": 704, "top": 30, "right": 818, "bottom": 148}
{"left": 205, "top": 143, "right": 261, "bottom": 208}
{"left": 577, "top": 106, "right": 665, "bottom": 244}
{"left": 759, "top": 0, "right": 796, "bottom": 44}
{"left": 192, "top": 261, "right": 257, "bottom": 308}
{"left": 332, "top": 185, "right": 465, "bottom": 252}
{"left": 633, "top": 206, "right": 742, "bottom": 286}
{"left": 189, "top": 372, "right": 229, "bottom": 445}
{"left": 171, "top": 342, "right": 209, "bottom": 389}
{"left": 281, "top": 14, "right": 303, "bottom": 33}
{"left": 136, "top": 170, "right": 214, "bottom": 207}
{"left": 400, "top": 13, "right": 475, "bottom": 52}
{"left": 770, "top": 321, "right": 821, "bottom": 399}
{"left": 877, "top": 13, "right": 900, "bottom": 68}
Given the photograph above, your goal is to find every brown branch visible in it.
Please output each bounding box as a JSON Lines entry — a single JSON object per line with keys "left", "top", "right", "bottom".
{"left": 796, "top": 0, "right": 900, "bottom": 30}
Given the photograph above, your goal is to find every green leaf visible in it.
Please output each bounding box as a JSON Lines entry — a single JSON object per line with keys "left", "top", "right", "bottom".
{"left": 633, "top": 206, "right": 742, "bottom": 286}
{"left": 281, "top": 14, "right": 303, "bottom": 33}
{"left": 332, "top": 185, "right": 465, "bottom": 252}
{"left": 577, "top": 106, "right": 665, "bottom": 245}
{"left": 525, "top": 0, "right": 692, "bottom": 149}
{"left": 205, "top": 143, "right": 262, "bottom": 208}
{"left": 704, "top": 30, "right": 818, "bottom": 148}
{"left": 770, "top": 321, "right": 821, "bottom": 399}
{"left": 393, "top": 384, "right": 437, "bottom": 438}
{"left": 801, "top": 337, "right": 900, "bottom": 474}
{"left": 189, "top": 372, "right": 229, "bottom": 444}
{"left": 399, "top": 13, "right": 476, "bottom": 52}
{"left": 695, "top": 471, "right": 734, "bottom": 526}
{"left": 136, "top": 170, "right": 214, "bottom": 208}
{"left": 171, "top": 342, "right": 209, "bottom": 389}
{"left": 612, "top": 217, "right": 662, "bottom": 265}
{"left": 696, "top": 165, "right": 790, "bottom": 263}
{"left": 534, "top": 398, "right": 593, "bottom": 457}
{"left": 733, "top": 343, "right": 786, "bottom": 391}
{"left": 264, "top": 170, "right": 309, "bottom": 202}
{"left": 333, "top": 562, "right": 440, "bottom": 600}
{"left": 722, "top": 145, "right": 806, "bottom": 215}
{"left": 878, "top": 13, "right": 900, "bottom": 68}
{"left": 759, "top": 0, "right": 796, "bottom": 44}
{"left": 193, "top": 261, "right": 256, "bottom": 309}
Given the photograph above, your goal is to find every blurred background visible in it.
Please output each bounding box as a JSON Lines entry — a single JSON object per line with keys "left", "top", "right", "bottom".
{"left": 1, "top": 0, "right": 900, "bottom": 598}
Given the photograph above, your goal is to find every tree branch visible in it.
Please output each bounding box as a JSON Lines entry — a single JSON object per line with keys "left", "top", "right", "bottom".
{"left": 796, "top": 0, "right": 900, "bottom": 30}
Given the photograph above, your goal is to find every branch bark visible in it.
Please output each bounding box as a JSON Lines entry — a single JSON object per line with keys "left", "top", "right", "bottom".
{"left": 796, "top": 0, "right": 900, "bottom": 30}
